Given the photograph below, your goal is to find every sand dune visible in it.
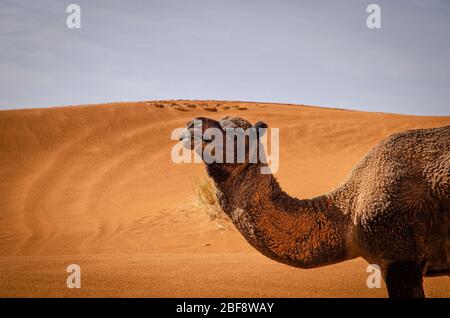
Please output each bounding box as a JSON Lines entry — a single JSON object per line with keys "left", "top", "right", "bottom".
{"left": 0, "top": 100, "right": 449, "bottom": 297}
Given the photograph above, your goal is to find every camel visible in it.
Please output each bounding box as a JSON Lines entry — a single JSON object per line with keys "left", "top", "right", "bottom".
{"left": 179, "top": 116, "right": 450, "bottom": 298}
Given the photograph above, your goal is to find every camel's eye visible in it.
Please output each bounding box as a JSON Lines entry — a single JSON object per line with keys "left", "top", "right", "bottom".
{"left": 203, "top": 134, "right": 214, "bottom": 142}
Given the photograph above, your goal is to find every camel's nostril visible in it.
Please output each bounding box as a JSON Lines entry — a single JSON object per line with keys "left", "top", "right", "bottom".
{"left": 179, "top": 129, "right": 196, "bottom": 143}
{"left": 179, "top": 130, "right": 186, "bottom": 141}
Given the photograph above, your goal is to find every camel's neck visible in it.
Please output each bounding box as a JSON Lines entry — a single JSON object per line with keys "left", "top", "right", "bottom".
{"left": 207, "top": 163, "right": 352, "bottom": 269}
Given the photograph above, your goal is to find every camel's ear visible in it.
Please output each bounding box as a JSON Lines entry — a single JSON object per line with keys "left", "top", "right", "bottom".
{"left": 253, "top": 121, "right": 268, "bottom": 137}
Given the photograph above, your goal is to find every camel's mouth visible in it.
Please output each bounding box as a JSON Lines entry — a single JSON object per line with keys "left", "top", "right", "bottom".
{"left": 179, "top": 127, "right": 209, "bottom": 150}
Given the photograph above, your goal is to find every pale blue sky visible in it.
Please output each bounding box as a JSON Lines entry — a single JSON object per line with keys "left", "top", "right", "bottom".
{"left": 0, "top": 0, "right": 449, "bottom": 115}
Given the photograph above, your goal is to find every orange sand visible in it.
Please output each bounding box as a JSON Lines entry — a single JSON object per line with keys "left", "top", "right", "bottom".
{"left": 0, "top": 100, "right": 449, "bottom": 297}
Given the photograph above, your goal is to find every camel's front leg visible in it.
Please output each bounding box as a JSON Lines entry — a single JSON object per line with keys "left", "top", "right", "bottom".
{"left": 382, "top": 261, "right": 425, "bottom": 298}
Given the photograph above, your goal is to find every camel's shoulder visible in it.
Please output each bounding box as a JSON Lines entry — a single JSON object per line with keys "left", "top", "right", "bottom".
{"left": 329, "top": 126, "right": 450, "bottom": 260}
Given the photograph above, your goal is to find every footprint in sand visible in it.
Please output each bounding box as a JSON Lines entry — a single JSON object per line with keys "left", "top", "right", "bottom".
{"left": 173, "top": 106, "right": 190, "bottom": 112}
{"left": 231, "top": 105, "right": 247, "bottom": 110}
{"left": 204, "top": 106, "right": 218, "bottom": 112}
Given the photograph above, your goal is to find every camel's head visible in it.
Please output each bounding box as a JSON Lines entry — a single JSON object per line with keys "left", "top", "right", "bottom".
{"left": 179, "top": 116, "right": 268, "bottom": 176}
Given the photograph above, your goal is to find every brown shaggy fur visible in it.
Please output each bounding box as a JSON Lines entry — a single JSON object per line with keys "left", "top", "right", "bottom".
{"left": 181, "top": 116, "right": 450, "bottom": 298}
